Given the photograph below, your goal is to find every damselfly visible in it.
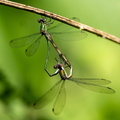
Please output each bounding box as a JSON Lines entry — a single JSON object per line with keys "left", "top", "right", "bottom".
{"left": 33, "top": 62, "right": 115, "bottom": 115}
{"left": 9, "top": 17, "right": 86, "bottom": 67}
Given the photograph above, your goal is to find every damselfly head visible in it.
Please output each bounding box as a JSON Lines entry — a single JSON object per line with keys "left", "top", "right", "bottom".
{"left": 54, "top": 63, "right": 63, "bottom": 69}
{"left": 37, "top": 18, "right": 46, "bottom": 23}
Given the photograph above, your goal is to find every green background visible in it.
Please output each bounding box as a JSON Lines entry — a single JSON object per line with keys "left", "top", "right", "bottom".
{"left": 0, "top": 0, "right": 120, "bottom": 120}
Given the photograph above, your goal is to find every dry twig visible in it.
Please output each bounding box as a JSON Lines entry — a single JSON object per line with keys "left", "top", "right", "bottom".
{"left": 0, "top": 0, "right": 120, "bottom": 44}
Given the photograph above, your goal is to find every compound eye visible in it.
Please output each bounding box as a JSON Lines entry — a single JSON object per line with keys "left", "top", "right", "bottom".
{"left": 37, "top": 19, "right": 41, "bottom": 23}
{"left": 54, "top": 65, "right": 57, "bottom": 69}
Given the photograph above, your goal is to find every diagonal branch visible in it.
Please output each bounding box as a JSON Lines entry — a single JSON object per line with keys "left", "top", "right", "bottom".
{"left": 0, "top": 0, "right": 120, "bottom": 44}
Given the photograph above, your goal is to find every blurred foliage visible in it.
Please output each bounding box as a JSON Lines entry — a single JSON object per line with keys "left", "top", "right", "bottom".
{"left": 0, "top": 0, "right": 120, "bottom": 120}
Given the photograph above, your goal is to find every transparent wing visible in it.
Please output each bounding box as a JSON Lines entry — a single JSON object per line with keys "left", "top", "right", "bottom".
{"left": 52, "top": 81, "right": 66, "bottom": 115}
{"left": 48, "top": 17, "right": 87, "bottom": 41}
{"left": 69, "top": 78, "right": 115, "bottom": 94}
{"left": 9, "top": 33, "right": 40, "bottom": 48}
{"left": 51, "top": 30, "right": 87, "bottom": 41}
{"left": 25, "top": 36, "right": 42, "bottom": 56}
{"left": 70, "top": 78, "right": 111, "bottom": 85}
{"left": 33, "top": 80, "right": 62, "bottom": 109}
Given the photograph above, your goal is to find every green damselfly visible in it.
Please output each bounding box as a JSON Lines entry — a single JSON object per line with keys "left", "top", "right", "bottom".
{"left": 33, "top": 62, "right": 115, "bottom": 115}
{"left": 9, "top": 17, "right": 86, "bottom": 67}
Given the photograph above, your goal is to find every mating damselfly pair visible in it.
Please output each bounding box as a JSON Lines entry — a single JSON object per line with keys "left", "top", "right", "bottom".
{"left": 9, "top": 17, "right": 115, "bottom": 115}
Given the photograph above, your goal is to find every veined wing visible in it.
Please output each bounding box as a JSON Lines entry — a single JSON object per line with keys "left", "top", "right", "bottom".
{"left": 69, "top": 78, "right": 115, "bottom": 94}
{"left": 9, "top": 33, "right": 40, "bottom": 48}
{"left": 70, "top": 78, "right": 111, "bottom": 85}
{"left": 25, "top": 36, "right": 42, "bottom": 56}
{"left": 51, "top": 30, "right": 87, "bottom": 41}
{"left": 48, "top": 17, "right": 87, "bottom": 41}
{"left": 52, "top": 80, "right": 66, "bottom": 115}
{"left": 33, "top": 80, "right": 62, "bottom": 109}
